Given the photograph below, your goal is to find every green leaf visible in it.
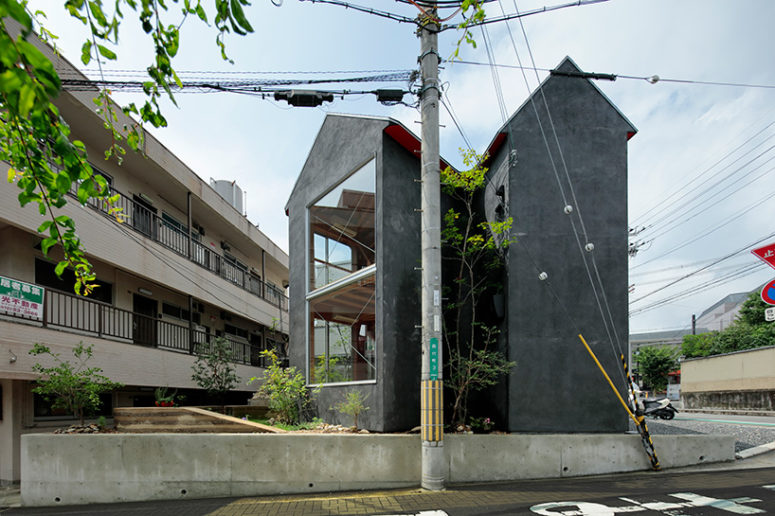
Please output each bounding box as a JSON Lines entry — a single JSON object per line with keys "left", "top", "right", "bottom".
{"left": 230, "top": 0, "right": 254, "bottom": 33}
{"left": 80, "top": 40, "right": 92, "bottom": 65}
{"left": 18, "top": 83, "right": 37, "bottom": 117}
{"left": 55, "top": 173, "right": 71, "bottom": 193}
{"left": 97, "top": 44, "right": 116, "bottom": 60}
{"left": 40, "top": 237, "right": 57, "bottom": 255}
{"left": 195, "top": 4, "right": 207, "bottom": 22}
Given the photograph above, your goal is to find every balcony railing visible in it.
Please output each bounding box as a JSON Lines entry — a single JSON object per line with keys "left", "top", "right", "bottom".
{"left": 72, "top": 184, "right": 288, "bottom": 311}
{"left": 6, "top": 285, "right": 277, "bottom": 367}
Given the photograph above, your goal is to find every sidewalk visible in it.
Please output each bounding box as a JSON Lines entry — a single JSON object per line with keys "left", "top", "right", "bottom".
{"left": 2, "top": 450, "right": 774, "bottom": 515}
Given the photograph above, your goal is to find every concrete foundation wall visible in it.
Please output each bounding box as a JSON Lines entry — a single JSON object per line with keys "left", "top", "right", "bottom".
{"left": 683, "top": 390, "right": 775, "bottom": 411}
{"left": 21, "top": 432, "right": 734, "bottom": 506}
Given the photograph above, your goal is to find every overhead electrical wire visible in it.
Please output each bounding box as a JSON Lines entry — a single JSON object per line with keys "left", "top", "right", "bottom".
{"left": 629, "top": 262, "right": 767, "bottom": 316}
{"left": 636, "top": 143, "right": 775, "bottom": 237}
{"left": 632, "top": 164, "right": 775, "bottom": 270}
{"left": 629, "top": 230, "right": 775, "bottom": 306}
{"left": 445, "top": 60, "right": 775, "bottom": 90}
{"left": 632, "top": 183, "right": 775, "bottom": 268}
{"left": 631, "top": 120, "right": 775, "bottom": 227}
{"left": 298, "top": 0, "right": 609, "bottom": 31}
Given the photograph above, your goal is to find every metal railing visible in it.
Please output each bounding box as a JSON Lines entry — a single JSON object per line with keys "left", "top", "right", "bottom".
{"left": 28, "top": 287, "right": 272, "bottom": 366}
{"left": 72, "top": 184, "right": 288, "bottom": 311}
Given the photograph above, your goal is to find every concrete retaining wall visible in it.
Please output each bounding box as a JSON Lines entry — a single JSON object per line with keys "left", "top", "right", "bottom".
{"left": 682, "top": 347, "right": 775, "bottom": 394}
{"left": 21, "top": 433, "right": 734, "bottom": 507}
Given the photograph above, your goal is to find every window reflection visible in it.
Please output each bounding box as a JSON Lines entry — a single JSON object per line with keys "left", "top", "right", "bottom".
{"left": 308, "top": 159, "right": 377, "bottom": 384}
{"left": 309, "top": 271, "right": 376, "bottom": 383}
{"left": 309, "top": 159, "right": 375, "bottom": 291}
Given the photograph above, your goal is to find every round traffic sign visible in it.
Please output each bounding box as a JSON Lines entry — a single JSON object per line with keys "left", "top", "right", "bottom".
{"left": 762, "top": 279, "right": 775, "bottom": 306}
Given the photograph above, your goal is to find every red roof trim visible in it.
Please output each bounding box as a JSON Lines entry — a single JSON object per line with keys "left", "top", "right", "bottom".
{"left": 482, "top": 132, "right": 508, "bottom": 167}
{"left": 384, "top": 124, "right": 451, "bottom": 171}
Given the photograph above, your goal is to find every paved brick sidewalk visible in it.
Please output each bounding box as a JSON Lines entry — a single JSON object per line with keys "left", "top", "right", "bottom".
{"left": 203, "top": 467, "right": 775, "bottom": 516}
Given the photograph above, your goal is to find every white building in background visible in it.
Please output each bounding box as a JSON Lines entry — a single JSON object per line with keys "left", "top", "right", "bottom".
{"left": 0, "top": 31, "right": 288, "bottom": 484}
{"left": 694, "top": 291, "right": 751, "bottom": 333}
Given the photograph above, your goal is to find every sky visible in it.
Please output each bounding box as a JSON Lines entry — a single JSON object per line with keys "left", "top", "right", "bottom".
{"left": 27, "top": 0, "right": 775, "bottom": 335}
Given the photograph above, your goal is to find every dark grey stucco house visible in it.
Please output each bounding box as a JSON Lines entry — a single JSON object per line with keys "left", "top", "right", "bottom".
{"left": 482, "top": 57, "right": 637, "bottom": 432}
{"left": 285, "top": 114, "right": 449, "bottom": 431}
{"left": 286, "top": 57, "right": 636, "bottom": 433}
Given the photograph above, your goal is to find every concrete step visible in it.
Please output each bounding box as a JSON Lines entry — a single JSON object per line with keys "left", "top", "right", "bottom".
{"left": 113, "top": 407, "right": 283, "bottom": 434}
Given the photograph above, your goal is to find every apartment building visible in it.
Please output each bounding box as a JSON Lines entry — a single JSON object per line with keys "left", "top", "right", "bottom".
{"left": 0, "top": 35, "right": 289, "bottom": 484}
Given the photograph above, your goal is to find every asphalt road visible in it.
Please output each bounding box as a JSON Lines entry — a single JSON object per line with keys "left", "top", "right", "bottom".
{"left": 644, "top": 412, "right": 775, "bottom": 453}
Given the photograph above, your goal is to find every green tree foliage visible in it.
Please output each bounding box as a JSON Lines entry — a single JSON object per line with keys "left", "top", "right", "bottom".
{"left": 441, "top": 149, "right": 515, "bottom": 426}
{"left": 332, "top": 390, "right": 369, "bottom": 430}
{"left": 250, "top": 350, "right": 316, "bottom": 425}
{"left": 191, "top": 337, "right": 239, "bottom": 400}
{"left": 737, "top": 290, "right": 770, "bottom": 326}
{"left": 29, "top": 342, "right": 123, "bottom": 425}
{"left": 681, "top": 292, "right": 775, "bottom": 358}
{"left": 634, "top": 345, "right": 679, "bottom": 392}
{"left": 1, "top": 1, "right": 253, "bottom": 294}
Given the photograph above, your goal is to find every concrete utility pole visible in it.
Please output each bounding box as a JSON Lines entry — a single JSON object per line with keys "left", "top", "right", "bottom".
{"left": 418, "top": 8, "right": 446, "bottom": 491}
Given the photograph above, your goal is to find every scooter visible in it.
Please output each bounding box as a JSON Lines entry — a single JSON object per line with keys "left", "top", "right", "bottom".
{"left": 642, "top": 397, "right": 678, "bottom": 420}
{"left": 630, "top": 385, "right": 678, "bottom": 420}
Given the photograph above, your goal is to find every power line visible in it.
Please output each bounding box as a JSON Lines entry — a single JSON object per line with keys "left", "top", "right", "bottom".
{"left": 632, "top": 181, "right": 775, "bottom": 268}
{"left": 631, "top": 120, "right": 775, "bottom": 226}
{"left": 629, "top": 230, "right": 775, "bottom": 305}
{"left": 445, "top": 60, "right": 775, "bottom": 90}
{"left": 637, "top": 143, "right": 775, "bottom": 238}
{"left": 629, "top": 262, "right": 766, "bottom": 316}
{"left": 298, "top": 0, "right": 609, "bottom": 31}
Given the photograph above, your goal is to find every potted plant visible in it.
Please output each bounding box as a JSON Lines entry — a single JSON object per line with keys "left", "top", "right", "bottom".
{"left": 154, "top": 387, "right": 179, "bottom": 407}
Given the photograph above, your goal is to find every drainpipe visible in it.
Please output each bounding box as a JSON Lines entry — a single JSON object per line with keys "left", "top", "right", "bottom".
{"left": 188, "top": 295, "right": 195, "bottom": 354}
{"left": 187, "top": 192, "right": 192, "bottom": 260}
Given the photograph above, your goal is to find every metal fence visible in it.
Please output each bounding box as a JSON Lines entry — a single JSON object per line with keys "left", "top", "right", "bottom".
{"left": 72, "top": 184, "right": 288, "bottom": 311}
{"left": 39, "top": 288, "right": 262, "bottom": 366}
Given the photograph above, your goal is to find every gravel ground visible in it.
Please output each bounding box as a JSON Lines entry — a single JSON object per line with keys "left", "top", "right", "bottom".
{"left": 631, "top": 416, "right": 775, "bottom": 453}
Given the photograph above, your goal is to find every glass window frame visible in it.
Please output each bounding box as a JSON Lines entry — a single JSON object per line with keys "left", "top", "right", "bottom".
{"left": 305, "top": 156, "right": 378, "bottom": 388}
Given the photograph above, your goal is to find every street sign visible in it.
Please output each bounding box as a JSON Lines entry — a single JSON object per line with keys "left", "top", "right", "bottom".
{"left": 0, "top": 276, "right": 45, "bottom": 320}
{"left": 762, "top": 279, "right": 775, "bottom": 306}
{"left": 429, "top": 338, "right": 439, "bottom": 380}
{"left": 766, "top": 307, "right": 775, "bottom": 322}
{"left": 752, "top": 242, "right": 775, "bottom": 270}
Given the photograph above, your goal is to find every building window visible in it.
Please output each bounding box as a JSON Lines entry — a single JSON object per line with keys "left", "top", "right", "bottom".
{"left": 34, "top": 258, "right": 113, "bottom": 304}
{"left": 307, "top": 158, "right": 376, "bottom": 384}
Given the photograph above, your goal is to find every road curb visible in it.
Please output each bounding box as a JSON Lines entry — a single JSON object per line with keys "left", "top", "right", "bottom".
{"left": 736, "top": 440, "right": 775, "bottom": 460}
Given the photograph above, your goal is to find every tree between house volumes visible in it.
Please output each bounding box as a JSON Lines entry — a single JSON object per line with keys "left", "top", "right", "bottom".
{"left": 441, "top": 149, "right": 516, "bottom": 428}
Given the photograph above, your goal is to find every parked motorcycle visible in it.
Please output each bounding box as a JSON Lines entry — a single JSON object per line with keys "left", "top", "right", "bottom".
{"left": 630, "top": 384, "right": 678, "bottom": 420}
{"left": 642, "top": 396, "right": 678, "bottom": 420}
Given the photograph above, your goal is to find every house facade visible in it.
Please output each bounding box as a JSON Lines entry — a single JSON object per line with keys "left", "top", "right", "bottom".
{"left": 287, "top": 57, "right": 636, "bottom": 433}
{"left": 481, "top": 57, "right": 636, "bottom": 432}
{"left": 0, "top": 37, "right": 289, "bottom": 484}
{"left": 285, "top": 114, "right": 440, "bottom": 431}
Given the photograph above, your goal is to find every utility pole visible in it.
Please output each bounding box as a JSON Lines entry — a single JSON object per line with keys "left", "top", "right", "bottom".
{"left": 418, "top": 6, "right": 445, "bottom": 491}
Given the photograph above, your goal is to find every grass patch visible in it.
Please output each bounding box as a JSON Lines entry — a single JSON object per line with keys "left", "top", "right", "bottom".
{"left": 249, "top": 417, "right": 323, "bottom": 432}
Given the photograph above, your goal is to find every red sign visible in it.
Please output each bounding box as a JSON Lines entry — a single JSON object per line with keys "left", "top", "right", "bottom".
{"left": 762, "top": 279, "right": 775, "bottom": 306}
{"left": 752, "top": 242, "right": 775, "bottom": 270}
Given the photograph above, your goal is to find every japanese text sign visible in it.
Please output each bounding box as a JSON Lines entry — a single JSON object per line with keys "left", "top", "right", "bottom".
{"left": 0, "top": 276, "right": 45, "bottom": 321}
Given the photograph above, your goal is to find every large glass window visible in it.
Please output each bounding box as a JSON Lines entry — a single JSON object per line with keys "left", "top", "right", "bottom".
{"left": 307, "top": 159, "right": 376, "bottom": 384}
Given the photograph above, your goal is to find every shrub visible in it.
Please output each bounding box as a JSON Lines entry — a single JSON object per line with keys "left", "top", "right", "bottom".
{"left": 250, "top": 350, "right": 316, "bottom": 425}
